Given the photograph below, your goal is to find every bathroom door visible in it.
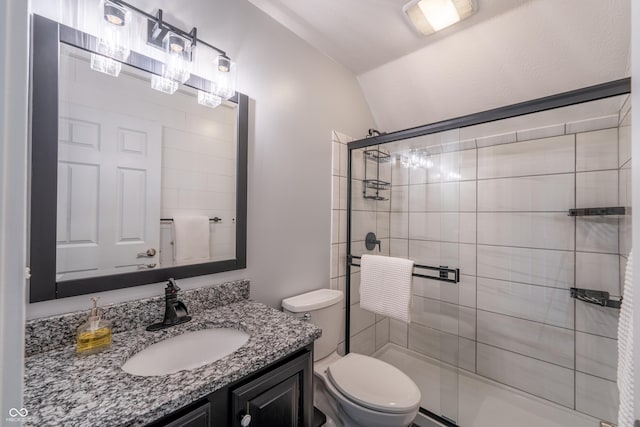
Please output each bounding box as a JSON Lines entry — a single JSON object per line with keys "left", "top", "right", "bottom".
{"left": 56, "top": 102, "right": 161, "bottom": 278}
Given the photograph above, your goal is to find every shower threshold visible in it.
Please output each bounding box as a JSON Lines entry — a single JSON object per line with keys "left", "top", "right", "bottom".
{"left": 373, "top": 344, "right": 603, "bottom": 427}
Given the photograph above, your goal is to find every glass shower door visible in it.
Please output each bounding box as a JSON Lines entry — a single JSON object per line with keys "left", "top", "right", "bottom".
{"left": 383, "top": 130, "right": 465, "bottom": 425}
{"left": 348, "top": 85, "right": 630, "bottom": 427}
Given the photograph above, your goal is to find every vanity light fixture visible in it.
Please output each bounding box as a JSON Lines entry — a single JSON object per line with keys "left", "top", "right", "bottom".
{"left": 160, "top": 31, "right": 193, "bottom": 84}
{"left": 211, "top": 54, "right": 237, "bottom": 100}
{"left": 398, "top": 150, "right": 433, "bottom": 169}
{"left": 217, "top": 54, "right": 231, "bottom": 72}
{"left": 198, "top": 54, "right": 236, "bottom": 104}
{"left": 403, "top": 0, "right": 476, "bottom": 36}
{"left": 87, "top": 2, "right": 239, "bottom": 100}
{"left": 197, "top": 91, "right": 222, "bottom": 109}
{"left": 146, "top": 9, "right": 197, "bottom": 92}
{"left": 90, "top": 0, "right": 132, "bottom": 77}
{"left": 104, "top": 1, "right": 126, "bottom": 25}
{"left": 145, "top": 10, "right": 200, "bottom": 94}
{"left": 90, "top": 54, "right": 122, "bottom": 77}
{"left": 97, "top": 0, "right": 131, "bottom": 61}
{"left": 151, "top": 74, "right": 179, "bottom": 95}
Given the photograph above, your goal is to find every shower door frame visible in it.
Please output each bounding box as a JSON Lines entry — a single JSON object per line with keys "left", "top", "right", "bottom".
{"left": 344, "top": 77, "right": 631, "bottom": 423}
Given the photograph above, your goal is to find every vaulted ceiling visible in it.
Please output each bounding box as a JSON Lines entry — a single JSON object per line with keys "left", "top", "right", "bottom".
{"left": 248, "top": 0, "right": 531, "bottom": 75}
{"left": 250, "top": 0, "right": 631, "bottom": 132}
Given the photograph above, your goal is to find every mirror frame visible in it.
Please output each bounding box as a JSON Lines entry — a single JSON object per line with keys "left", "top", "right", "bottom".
{"left": 29, "top": 15, "right": 248, "bottom": 302}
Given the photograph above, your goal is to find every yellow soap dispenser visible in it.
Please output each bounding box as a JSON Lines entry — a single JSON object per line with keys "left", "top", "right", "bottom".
{"left": 76, "top": 297, "right": 112, "bottom": 355}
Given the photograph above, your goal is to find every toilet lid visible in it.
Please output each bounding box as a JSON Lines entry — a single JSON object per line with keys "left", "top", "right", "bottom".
{"left": 327, "top": 353, "right": 421, "bottom": 414}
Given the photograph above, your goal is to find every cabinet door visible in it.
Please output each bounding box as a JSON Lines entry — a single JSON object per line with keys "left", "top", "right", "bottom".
{"left": 231, "top": 351, "right": 312, "bottom": 427}
{"left": 237, "top": 374, "right": 299, "bottom": 427}
{"left": 161, "top": 402, "right": 210, "bottom": 427}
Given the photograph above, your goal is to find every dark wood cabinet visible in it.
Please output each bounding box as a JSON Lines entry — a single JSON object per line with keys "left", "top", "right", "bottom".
{"left": 163, "top": 402, "right": 211, "bottom": 427}
{"left": 148, "top": 345, "right": 313, "bottom": 427}
{"left": 231, "top": 349, "right": 311, "bottom": 427}
{"left": 234, "top": 375, "right": 299, "bottom": 426}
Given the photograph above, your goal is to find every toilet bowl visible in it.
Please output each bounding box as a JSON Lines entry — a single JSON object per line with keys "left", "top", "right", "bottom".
{"left": 282, "top": 289, "right": 420, "bottom": 427}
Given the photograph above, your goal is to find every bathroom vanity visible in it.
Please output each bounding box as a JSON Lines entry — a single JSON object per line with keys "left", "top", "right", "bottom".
{"left": 149, "top": 348, "right": 312, "bottom": 427}
{"left": 23, "top": 281, "right": 322, "bottom": 426}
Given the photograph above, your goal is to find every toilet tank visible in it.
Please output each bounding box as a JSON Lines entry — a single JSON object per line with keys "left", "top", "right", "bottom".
{"left": 282, "top": 289, "right": 343, "bottom": 361}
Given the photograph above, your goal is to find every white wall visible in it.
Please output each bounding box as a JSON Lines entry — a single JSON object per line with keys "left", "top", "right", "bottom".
{"left": 26, "top": 0, "right": 376, "bottom": 316}
{"left": 358, "top": 0, "right": 631, "bottom": 133}
{"left": 0, "top": 0, "right": 29, "bottom": 416}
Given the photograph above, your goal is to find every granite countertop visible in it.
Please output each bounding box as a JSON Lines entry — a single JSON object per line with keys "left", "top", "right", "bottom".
{"left": 23, "top": 300, "right": 321, "bottom": 427}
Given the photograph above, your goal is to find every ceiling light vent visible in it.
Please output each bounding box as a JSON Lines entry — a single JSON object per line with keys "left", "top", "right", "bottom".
{"left": 403, "top": 0, "right": 476, "bottom": 36}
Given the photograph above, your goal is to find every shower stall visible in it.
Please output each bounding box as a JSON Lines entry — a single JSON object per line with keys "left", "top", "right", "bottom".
{"left": 338, "top": 79, "right": 632, "bottom": 427}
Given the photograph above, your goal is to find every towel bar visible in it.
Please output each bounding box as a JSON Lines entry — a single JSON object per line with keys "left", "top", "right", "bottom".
{"left": 570, "top": 287, "right": 622, "bottom": 309}
{"left": 161, "top": 217, "right": 223, "bottom": 223}
{"left": 348, "top": 255, "right": 460, "bottom": 283}
{"left": 568, "top": 206, "right": 625, "bottom": 216}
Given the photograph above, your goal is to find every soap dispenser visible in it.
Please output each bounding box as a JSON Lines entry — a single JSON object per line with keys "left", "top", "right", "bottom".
{"left": 76, "top": 297, "right": 112, "bottom": 355}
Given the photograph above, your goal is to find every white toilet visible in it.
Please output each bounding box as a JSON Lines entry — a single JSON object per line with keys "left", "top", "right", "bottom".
{"left": 282, "top": 289, "right": 421, "bottom": 427}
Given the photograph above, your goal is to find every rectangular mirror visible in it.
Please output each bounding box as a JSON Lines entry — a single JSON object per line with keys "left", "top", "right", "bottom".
{"left": 30, "top": 15, "right": 248, "bottom": 302}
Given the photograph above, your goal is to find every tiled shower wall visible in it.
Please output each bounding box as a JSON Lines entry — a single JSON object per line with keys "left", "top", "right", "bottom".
{"left": 330, "top": 131, "right": 391, "bottom": 356}
{"left": 339, "top": 99, "right": 631, "bottom": 423}
{"left": 619, "top": 97, "right": 632, "bottom": 303}
{"left": 384, "top": 113, "right": 629, "bottom": 423}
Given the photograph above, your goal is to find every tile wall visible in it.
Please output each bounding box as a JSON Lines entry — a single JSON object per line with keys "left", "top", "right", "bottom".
{"left": 339, "top": 100, "right": 631, "bottom": 423}
{"left": 158, "top": 93, "right": 238, "bottom": 264}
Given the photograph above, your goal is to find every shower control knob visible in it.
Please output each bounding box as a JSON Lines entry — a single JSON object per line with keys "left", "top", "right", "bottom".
{"left": 240, "top": 414, "right": 252, "bottom": 426}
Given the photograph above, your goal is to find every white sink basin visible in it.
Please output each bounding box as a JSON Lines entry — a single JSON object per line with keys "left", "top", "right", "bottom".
{"left": 122, "top": 328, "right": 250, "bottom": 376}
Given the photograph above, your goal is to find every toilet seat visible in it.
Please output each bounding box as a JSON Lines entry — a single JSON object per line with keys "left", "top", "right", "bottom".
{"left": 326, "top": 353, "right": 421, "bottom": 414}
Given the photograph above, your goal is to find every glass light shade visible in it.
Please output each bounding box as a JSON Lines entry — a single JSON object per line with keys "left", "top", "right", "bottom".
{"left": 447, "top": 171, "right": 461, "bottom": 180}
{"left": 90, "top": 53, "right": 122, "bottom": 77}
{"left": 162, "top": 32, "right": 192, "bottom": 83}
{"left": 403, "top": 0, "right": 476, "bottom": 36}
{"left": 425, "top": 157, "right": 434, "bottom": 168}
{"left": 403, "top": 150, "right": 432, "bottom": 169}
{"left": 96, "top": 0, "right": 131, "bottom": 62}
{"left": 151, "top": 74, "right": 178, "bottom": 94}
{"left": 401, "top": 155, "right": 410, "bottom": 168}
{"left": 211, "top": 57, "right": 237, "bottom": 100}
{"left": 217, "top": 55, "right": 231, "bottom": 72}
{"left": 197, "top": 91, "right": 222, "bottom": 109}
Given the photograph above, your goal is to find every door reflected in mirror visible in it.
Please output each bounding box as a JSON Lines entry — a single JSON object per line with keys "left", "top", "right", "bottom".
{"left": 56, "top": 44, "right": 237, "bottom": 281}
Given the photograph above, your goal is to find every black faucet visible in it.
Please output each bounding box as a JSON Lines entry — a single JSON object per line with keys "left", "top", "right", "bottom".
{"left": 146, "top": 279, "right": 192, "bottom": 331}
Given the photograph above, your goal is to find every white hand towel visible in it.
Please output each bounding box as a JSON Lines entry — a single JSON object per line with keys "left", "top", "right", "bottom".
{"left": 173, "top": 215, "right": 210, "bottom": 262}
{"left": 360, "top": 254, "right": 414, "bottom": 323}
{"left": 618, "top": 249, "right": 634, "bottom": 427}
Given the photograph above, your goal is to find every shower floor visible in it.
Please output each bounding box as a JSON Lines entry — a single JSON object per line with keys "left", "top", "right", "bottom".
{"left": 374, "top": 344, "right": 602, "bottom": 427}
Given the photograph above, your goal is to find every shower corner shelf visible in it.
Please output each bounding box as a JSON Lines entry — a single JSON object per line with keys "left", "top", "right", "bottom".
{"left": 364, "top": 148, "right": 391, "bottom": 163}
{"left": 570, "top": 287, "right": 622, "bottom": 309}
{"left": 362, "top": 179, "right": 390, "bottom": 200}
{"left": 363, "top": 148, "right": 390, "bottom": 201}
{"left": 363, "top": 179, "right": 390, "bottom": 190}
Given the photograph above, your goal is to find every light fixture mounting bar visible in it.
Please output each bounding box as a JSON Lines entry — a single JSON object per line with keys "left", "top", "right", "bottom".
{"left": 146, "top": 9, "right": 198, "bottom": 51}
{"left": 109, "top": 0, "right": 227, "bottom": 56}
